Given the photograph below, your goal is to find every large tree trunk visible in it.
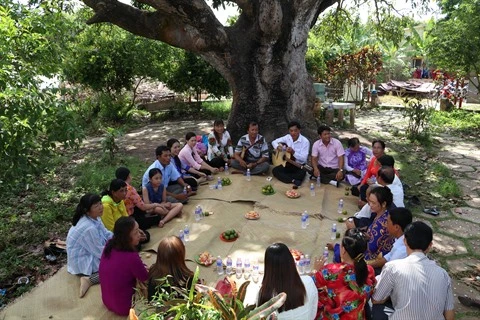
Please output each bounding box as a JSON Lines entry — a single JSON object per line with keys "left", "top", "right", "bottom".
{"left": 82, "top": 0, "right": 335, "bottom": 141}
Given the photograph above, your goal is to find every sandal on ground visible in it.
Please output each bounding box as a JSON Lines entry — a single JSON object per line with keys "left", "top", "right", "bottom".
{"left": 458, "top": 296, "right": 480, "bottom": 309}
{"left": 423, "top": 207, "right": 440, "bottom": 216}
{"left": 44, "top": 239, "right": 67, "bottom": 255}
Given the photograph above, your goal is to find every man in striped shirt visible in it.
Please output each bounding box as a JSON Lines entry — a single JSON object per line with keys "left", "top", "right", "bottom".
{"left": 372, "top": 221, "right": 454, "bottom": 320}
{"left": 231, "top": 121, "right": 270, "bottom": 175}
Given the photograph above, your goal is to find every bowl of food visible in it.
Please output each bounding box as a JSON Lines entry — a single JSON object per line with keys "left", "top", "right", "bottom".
{"left": 245, "top": 211, "right": 260, "bottom": 220}
{"left": 220, "top": 229, "right": 239, "bottom": 242}
{"left": 289, "top": 248, "right": 303, "bottom": 261}
{"left": 221, "top": 177, "right": 232, "bottom": 186}
{"left": 262, "top": 184, "right": 275, "bottom": 195}
{"left": 285, "top": 189, "right": 300, "bottom": 198}
{"left": 194, "top": 251, "right": 215, "bottom": 266}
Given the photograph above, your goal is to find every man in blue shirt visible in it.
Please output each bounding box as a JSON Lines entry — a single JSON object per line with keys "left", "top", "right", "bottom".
{"left": 142, "top": 145, "right": 192, "bottom": 204}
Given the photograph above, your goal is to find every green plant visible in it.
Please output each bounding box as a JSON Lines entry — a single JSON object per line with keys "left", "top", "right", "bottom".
{"left": 102, "top": 127, "right": 123, "bottom": 161}
{"left": 402, "top": 99, "right": 433, "bottom": 142}
{"left": 0, "top": 3, "right": 83, "bottom": 187}
{"left": 431, "top": 163, "right": 451, "bottom": 178}
{"left": 139, "top": 267, "right": 287, "bottom": 320}
{"left": 436, "top": 178, "right": 462, "bottom": 198}
{"left": 430, "top": 109, "right": 480, "bottom": 136}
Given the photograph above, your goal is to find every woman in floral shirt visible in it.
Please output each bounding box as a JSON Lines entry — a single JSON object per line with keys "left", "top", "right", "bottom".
{"left": 364, "top": 186, "right": 394, "bottom": 261}
{"left": 313, "top": 229, "right": 376, "bottom": 319}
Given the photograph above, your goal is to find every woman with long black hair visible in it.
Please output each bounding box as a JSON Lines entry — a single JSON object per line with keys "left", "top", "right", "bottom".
{"left": 256, "top": 243, "right": 318, "bottom": 319}
{"left": 99, "top": 217, "right": 148, "bottom": 316}
{"left": 313, "top": 228, "right": 376, "bottom": 319}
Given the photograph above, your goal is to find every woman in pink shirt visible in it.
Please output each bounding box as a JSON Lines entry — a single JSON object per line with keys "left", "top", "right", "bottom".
{"left": 99, "top": 217, "right": 148, "bottom": 316}
{"left": 178, "top": 132, "right": 219, "bottom": 178}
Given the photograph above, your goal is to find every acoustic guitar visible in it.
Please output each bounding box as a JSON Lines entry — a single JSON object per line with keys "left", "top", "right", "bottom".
{"left": 272, "top": 150, "right": 314, "bottom": 175}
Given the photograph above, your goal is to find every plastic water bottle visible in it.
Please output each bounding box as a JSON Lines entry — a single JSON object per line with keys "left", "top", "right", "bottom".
{"left": 304, "top": 254, "right": 311, "bottom": 274}
{"left": 244, "top": 258, "right": 251, "bottom": 279}
{"left": 310, "top": 183, "right": 315, "bottom": 196}
{"left": 183, "top": 186, "right": 187, "bottom": 195}
{"left": 331, "top": 223, "right": 337, "bottom": 240}
{"left": 226, "top": 256, "right": 233, "bottom": 275}
{"left": 305, "top": 210, "right": 310, "bottom": 226}
{"left": 224, "top": 163, "right": 229, "bottom": 175}
{"left": 236, "top": 257, "right": 243, "bottom": 279}
{"left": 252, "top": 260, "right": 260, "bottom": 283}
{"left": 199, "top": 206, "right": 205, "bottom": 219}
{"left": 298, "top": 255, "right": 305, "bottom": 274}
{"left": 217, "top": 177, "right": 223, "bottom": 190}
{"left": 184, "top": 225, "right": 190, "bottom": 242}
{"left": 216, "top": 256, "right": 224, "bottom": 275}
{"left": 301, "top": 211, "right": 307, "bottom": 229}
{"left": 194, "top": 205, "right": 201, "bottom": 222}
{"left": 323, "top": 246, "right": 329, "bottom": 265}
{"left": 179, "top": 230, "right": 185, "bottom": 244}
{"left": 316, "top": 176, "right": 321, "bottom": 187}
{"left": 337, "top": 198, "right": 344, "bottom": 214}
{"left": 246, "top": 168, "right": 251, "bottom": 181}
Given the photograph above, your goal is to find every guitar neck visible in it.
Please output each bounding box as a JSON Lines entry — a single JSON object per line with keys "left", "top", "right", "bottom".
{"left": 285, "top": 156, "right": 313, "bottom": 172}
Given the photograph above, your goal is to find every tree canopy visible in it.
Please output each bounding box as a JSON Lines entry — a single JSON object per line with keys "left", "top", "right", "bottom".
{"left": 0, "top": 1, "right": 82, "bottom": 186}
{"left": 427, "top": 0, "right": 480, "bottom": 91}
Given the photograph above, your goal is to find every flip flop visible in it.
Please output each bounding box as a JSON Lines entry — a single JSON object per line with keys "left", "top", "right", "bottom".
{"left": 458, "top": 296, "right": 480, "bottom": 309}
{"left": 423, "top": 207, "right": 440, "bottom": 216}
{"left": 44, "top": 239, "right": 67, "bottom": 255}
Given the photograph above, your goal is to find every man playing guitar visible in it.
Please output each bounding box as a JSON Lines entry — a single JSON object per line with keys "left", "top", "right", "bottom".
{"left": 271, "top": 121, "right": 310, "bottom": 186}
{"left": 231, "top": 121, "right": 270, "bottom": 175}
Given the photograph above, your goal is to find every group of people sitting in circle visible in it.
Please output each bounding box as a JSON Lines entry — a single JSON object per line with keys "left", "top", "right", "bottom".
{"left": 65, "top": 119, "right": 454, "bottom": 319}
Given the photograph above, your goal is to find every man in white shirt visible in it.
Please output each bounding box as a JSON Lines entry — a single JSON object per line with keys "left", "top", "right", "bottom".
{"left": 271, "top": 121, "right": 310, "bottom": 186}
{"left": 372, "top": 221, "right": 455, "bottom": 320}
{"left": 370, "top": 207, "right": 412, "bottom": 319}
{"left": 377, "top": 166, "right": 404, "bottom": 207}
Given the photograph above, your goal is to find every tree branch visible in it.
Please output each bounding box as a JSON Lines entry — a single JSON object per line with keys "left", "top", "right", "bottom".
{"left": 82, "top": 0, "right": 228, "bottom": 52}
{"left": 230, "top": 0, "right": 253, "bottom": 18}
{"left": 309, "top": 0, "right": 338, "bottom": 28}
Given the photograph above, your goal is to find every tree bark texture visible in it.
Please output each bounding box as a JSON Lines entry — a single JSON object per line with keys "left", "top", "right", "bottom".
{"left": 82, "top": 0, "right": 336, "bottom": 141}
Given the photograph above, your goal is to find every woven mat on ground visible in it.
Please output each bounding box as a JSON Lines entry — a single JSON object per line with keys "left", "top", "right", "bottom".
{"left": 0, "top": 169, "right": 357, "bottom": 320}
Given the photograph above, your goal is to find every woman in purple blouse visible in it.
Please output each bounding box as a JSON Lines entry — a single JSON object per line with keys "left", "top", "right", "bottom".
{"left": 99, "top": 217, "right": 148, "bottom": 316}
{"left": 344, "top": 137, "right": 373, "bottom": 186}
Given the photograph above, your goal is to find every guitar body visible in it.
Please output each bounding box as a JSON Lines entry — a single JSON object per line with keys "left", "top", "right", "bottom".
{"left": 272, "top": 150, "right": 314, "bottom": 175}
{"left": 272, "top": 150, "right": 291, "bottom": 166}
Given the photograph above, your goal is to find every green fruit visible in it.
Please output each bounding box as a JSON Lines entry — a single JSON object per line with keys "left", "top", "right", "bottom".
{"left": 342, "top": 210, "right": 348, "bottom": 215}
{"left": 204, "top": 212, "right": 210, "bottom": 216}
{"left": 233, "top": 232, "right": 238, "bottom": 238}
{"left": 336, "top": 232, "right": 341, "bottom": 239}
{"left": 345, "top": 192, "right": 350, "bottom": 196}
{"left": 225, "top": 235, "right": 231, "bottom": 240}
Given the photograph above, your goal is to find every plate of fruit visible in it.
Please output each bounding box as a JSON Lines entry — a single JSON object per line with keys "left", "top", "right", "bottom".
{"left": 244, "top": 211, "right": 260, "bottom": 220}
{"left": 221, "top": 177, "right": 232, "bottom": 186}
{"left": 220, "top": 229, "right": 239, "bottom": 242}
{"left": 261, "top": 184, "right": 275, "bottom": 195}
{"left": 289, "top": 248, "right": 303, "bottom": 261}
{"left": 285, "top": 189, "right": 300, "bottom": 198}
{"left": 194, "top": 251, "right": 215, "bottom": 266}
